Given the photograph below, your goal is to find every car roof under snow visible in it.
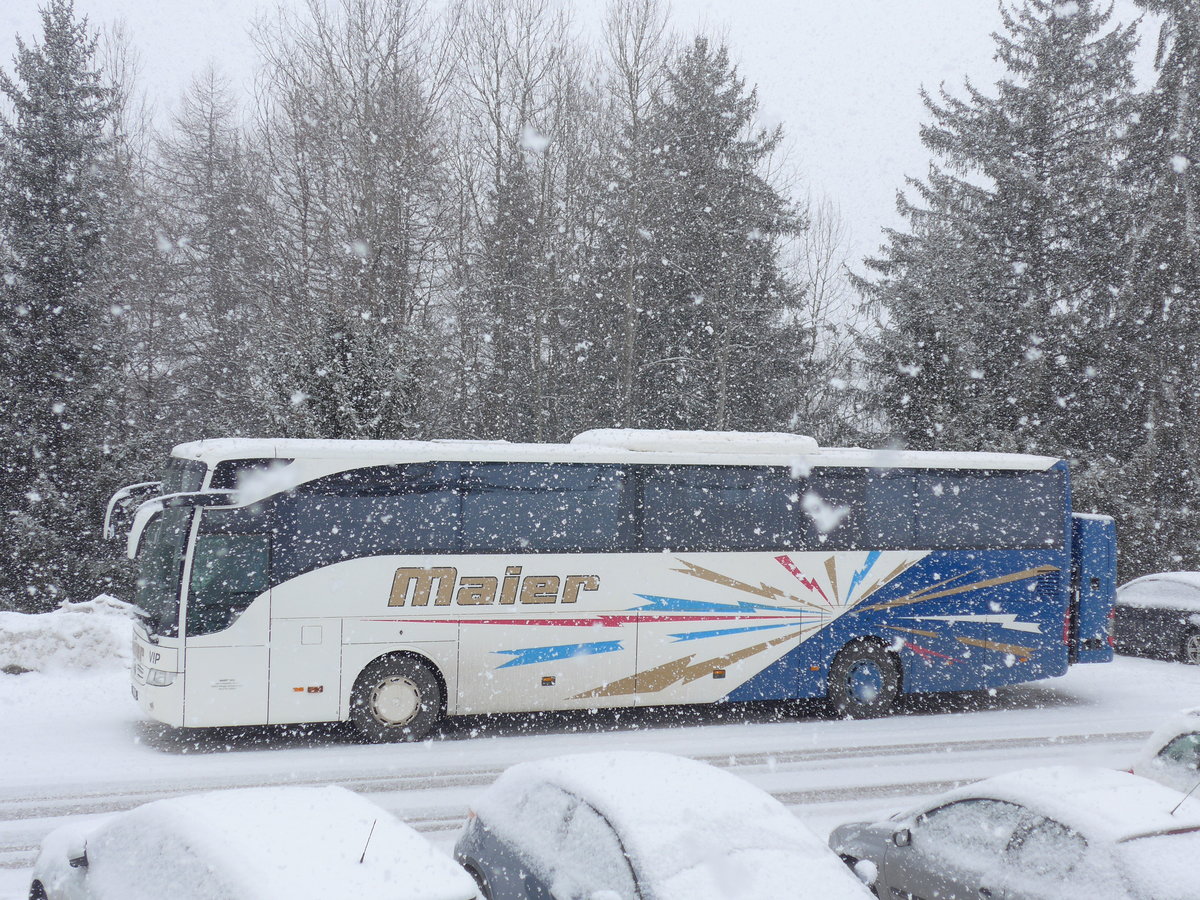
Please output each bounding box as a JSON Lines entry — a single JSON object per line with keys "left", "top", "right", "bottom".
{"left": 1134, "top": 708, "right": 1200, "bottom": 769}
{"left": 935, "top": 766, "right": 1200, "bottom": 842}
{"left": 95, "top": 785, "right": 476, "bottom": 900}
{"left": 473, "top": 751, "right": 869, "bottom": 899}
{"left": 1120, "top": 571, "right": 1200, "bottom": 592}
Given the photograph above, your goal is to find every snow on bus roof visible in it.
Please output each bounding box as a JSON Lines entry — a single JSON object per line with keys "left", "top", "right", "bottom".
{"left": 171, "top": 433, "right": 1060, "bottom": 472}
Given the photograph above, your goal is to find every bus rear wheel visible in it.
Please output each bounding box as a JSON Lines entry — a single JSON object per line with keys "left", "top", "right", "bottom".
{"left": 350, "top": 656, "right": 443, "bottom": 742}
{"left": 827, "top": 639, "right": 900, "bottom": 719}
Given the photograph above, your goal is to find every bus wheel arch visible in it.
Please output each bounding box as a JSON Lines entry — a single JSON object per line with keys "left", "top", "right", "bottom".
{"left": 349, "top": 652, "right": 446, "bottom": 743}
{"left": 826, "top": 637, "right": 902, "bottom": 719}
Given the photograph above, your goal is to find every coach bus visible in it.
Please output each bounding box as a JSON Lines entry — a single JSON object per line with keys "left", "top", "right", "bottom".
{"left": 107, "top": 429, "right": 1116, "bottom": 741}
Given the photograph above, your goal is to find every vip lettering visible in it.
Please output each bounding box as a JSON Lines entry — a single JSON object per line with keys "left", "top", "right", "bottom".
{"left": 388, "top": 566, "right": 599, "bottom": 607}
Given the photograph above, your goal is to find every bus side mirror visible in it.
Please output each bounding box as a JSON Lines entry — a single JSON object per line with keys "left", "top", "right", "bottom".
{"left": 103, "top": 481, "right": 162, "bottom": 540}
{"left": 127, "top": 498, "right": 165, "bottom": 559}
{"left": 892, "top": 828, "right": 912, "bottom": 847}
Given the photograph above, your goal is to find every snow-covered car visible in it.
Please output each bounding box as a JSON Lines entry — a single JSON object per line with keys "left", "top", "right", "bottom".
{"left": 829, "top": 766, "right": 1200, "bottom": 900}
{"left": 29, "top": 784, "right": 479, "bottom": 900}
{"left": 453, "top": 750, "right": 870, "bottom": 899}
{"left": 1131, "top": 708, "right": 1200, "bottom": 794}
{"left": 1114, "top": 572, "right": 1200, "bottom": 663}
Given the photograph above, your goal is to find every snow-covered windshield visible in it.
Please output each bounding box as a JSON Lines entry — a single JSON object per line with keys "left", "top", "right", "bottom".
{"left": 134, "top": 506, "right": 192, "bottom": 638}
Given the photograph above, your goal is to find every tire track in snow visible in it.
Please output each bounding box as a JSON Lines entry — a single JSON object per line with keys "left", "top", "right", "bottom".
{"left": 0, "top": 728, "right": 1142, "bottom": 823}
{"left": 0, "top": 727, "right": 1146, "bottom": 870}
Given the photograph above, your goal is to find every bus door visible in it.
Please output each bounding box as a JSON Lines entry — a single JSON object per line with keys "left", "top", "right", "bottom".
{"left": 1069, "top": 514, "right": 1116, "bottom": 664}
{"left": 180, "top": 507, "right": 272, "bottom": 727}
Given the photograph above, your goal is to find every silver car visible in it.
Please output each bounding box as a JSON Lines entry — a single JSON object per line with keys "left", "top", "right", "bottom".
{"left": 1131, "top": 708, "right": 1200, "bottom": 794}
{"left": 829, "top": 766, "right": 1200, "bottom": 900}
{"left": 455, "top": 750, "right": 871, "bottom": 899}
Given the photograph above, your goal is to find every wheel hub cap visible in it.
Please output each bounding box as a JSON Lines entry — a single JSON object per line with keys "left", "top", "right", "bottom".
{"left": 371, "top": 676, "right": 421, "bottom": 725}
{"left": 848, "top": 660, "right": 883, "bottom": 703}
{"left": 1188, "top": 635, "right": 1200, "bottom": 663}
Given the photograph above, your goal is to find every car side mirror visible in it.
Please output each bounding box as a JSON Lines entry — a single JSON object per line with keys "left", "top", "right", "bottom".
{"left": 891, "top": 828, "right": 912, "bottom": 848}
{"left": 67, "top": 839, "right": 88, "bottom": 869}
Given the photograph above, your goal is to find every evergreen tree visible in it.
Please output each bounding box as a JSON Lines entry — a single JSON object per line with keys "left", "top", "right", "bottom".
{"left": 617, "top": 37, "right": 806, "bottom": 430}
{"left": 0, "top": 0, "right": 115, "bottom": 610}
{"left": 1096, "top": 0, "right": 1200, "bottom": 576}
{"left": 858, "top": 0, "right": 1136, "bottom": 457}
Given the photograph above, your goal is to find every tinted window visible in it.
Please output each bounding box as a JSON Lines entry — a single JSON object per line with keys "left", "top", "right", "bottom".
{"left": 188, "top": 533, "right": 270, "bottom": 635}
{"left": 865, "top": 470, "right": 916, "bottom": 549}
{"left": 801, "top": 469, "right": 864, "bottom": 550}
{"left": 209, "top": 457, "right": 294, "bottom": 491}
{"left": 272, "top": 463, "right": 460, "bottom": 583}
{"left": 135, "top": 507, "right": 193, "bottom": 637}
{"left": 187, "top": 506, "right": 272, "bottom": 636}
{"left": 1159, "top": 733, "right": 1200, "bottom": 769}
{"left": 913, "top": 471, "right": 1063, "bottom": 549}
{"left": 461, "top": 463, "right": 627, "bottom": 553}
{"left": 161, "top": 457, "right": 206, "bottom": 494}
{"left": 641, "top": 466, "right": 802, "bottom": 552}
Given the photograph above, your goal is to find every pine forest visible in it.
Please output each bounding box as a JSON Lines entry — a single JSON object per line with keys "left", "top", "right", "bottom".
{"left": 0, "top": 0, "right": 1196, "bottom": 610}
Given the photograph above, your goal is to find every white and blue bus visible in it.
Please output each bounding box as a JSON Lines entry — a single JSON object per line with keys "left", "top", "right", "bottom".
{"left": 109, "top": 429, "right": 1116, "bottom": 741}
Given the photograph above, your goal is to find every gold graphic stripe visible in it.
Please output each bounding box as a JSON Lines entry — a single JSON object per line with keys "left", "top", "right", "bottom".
{"left": 824, "top": 557, "right": 839, "bottom": 606}
{"left": 571, "top": 628, "right": 806, "bottom": 699}
{"left": 956, "top": 636, "right": 1035, "bottom": 658}
{"left": 671, "top": 559, "right": 824, "bottom": 612}
{"left": 886, "top": 625, "right": 941, "bottom": 639}
{"left": 864, "top": 566, "right": 1058, "bottom": 612}
{"left": 887, "top": 566, "right": 983, "bottom": 605}
{"left": 855, "top": 558, "right": 925, "bottom": 605}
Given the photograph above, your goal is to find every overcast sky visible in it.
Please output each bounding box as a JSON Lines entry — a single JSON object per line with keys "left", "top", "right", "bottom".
{"left": 0, "top": 0, "right": 1164, "bottom": 267}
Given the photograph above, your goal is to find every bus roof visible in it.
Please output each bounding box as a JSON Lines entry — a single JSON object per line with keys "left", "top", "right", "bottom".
{"left": 170, "top": 431, "right": 1062, "bottom": 472}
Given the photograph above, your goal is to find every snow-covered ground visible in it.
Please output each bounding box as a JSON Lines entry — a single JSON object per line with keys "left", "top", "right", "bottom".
{"left": 3, "top": 602, "right": 1199, "bottom": 899}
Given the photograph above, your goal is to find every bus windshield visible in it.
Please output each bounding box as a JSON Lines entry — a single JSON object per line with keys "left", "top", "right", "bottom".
{"left": 134, "top": 507, "right": 192, "bottom": 637}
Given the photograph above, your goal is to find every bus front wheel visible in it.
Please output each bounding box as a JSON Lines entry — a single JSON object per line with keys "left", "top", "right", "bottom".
{"left": 350, "top": 655, "right": 444, "bottom": 742}
{"left": 827, "top": 640, "right": 901, "bottom": 719}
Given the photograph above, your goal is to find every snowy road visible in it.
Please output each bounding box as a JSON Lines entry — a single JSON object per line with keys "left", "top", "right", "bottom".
{"left": 2, "top": 655, "right": 1197, "bottom": 899}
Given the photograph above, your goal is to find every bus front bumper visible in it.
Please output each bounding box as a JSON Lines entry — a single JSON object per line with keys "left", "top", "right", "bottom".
{"left": 131, "top": 630, "right": 184, "bottom": 727}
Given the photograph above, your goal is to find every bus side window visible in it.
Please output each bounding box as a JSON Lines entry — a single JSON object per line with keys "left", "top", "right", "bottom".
{"left": 800, "top": 470, "right": 864, "bottom": 550}
{"left": 641, "top": 465, "right": 801, "bottom": 552}
{"left": 461, "top": 463, "right": 628, "bottom": 553}
{"left": 912, "top": 470, "right": 1063, "bottom": 550}
{"left": 187, "top": 524, "right": 271, "bottom": 636}
{"left": 865, "top": 471, "right": 915, "bottom": 550}
{"left": 271, "top": 463, "right": 461, "bottom": 583}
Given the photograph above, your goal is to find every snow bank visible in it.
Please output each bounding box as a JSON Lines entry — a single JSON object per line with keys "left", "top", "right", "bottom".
{"left": 0, "top": 596, "right": 134, "bottom": 674}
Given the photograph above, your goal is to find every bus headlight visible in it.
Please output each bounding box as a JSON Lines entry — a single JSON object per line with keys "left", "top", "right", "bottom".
{"left": 146, "top": 668, "right": 177, "bottom": 687}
